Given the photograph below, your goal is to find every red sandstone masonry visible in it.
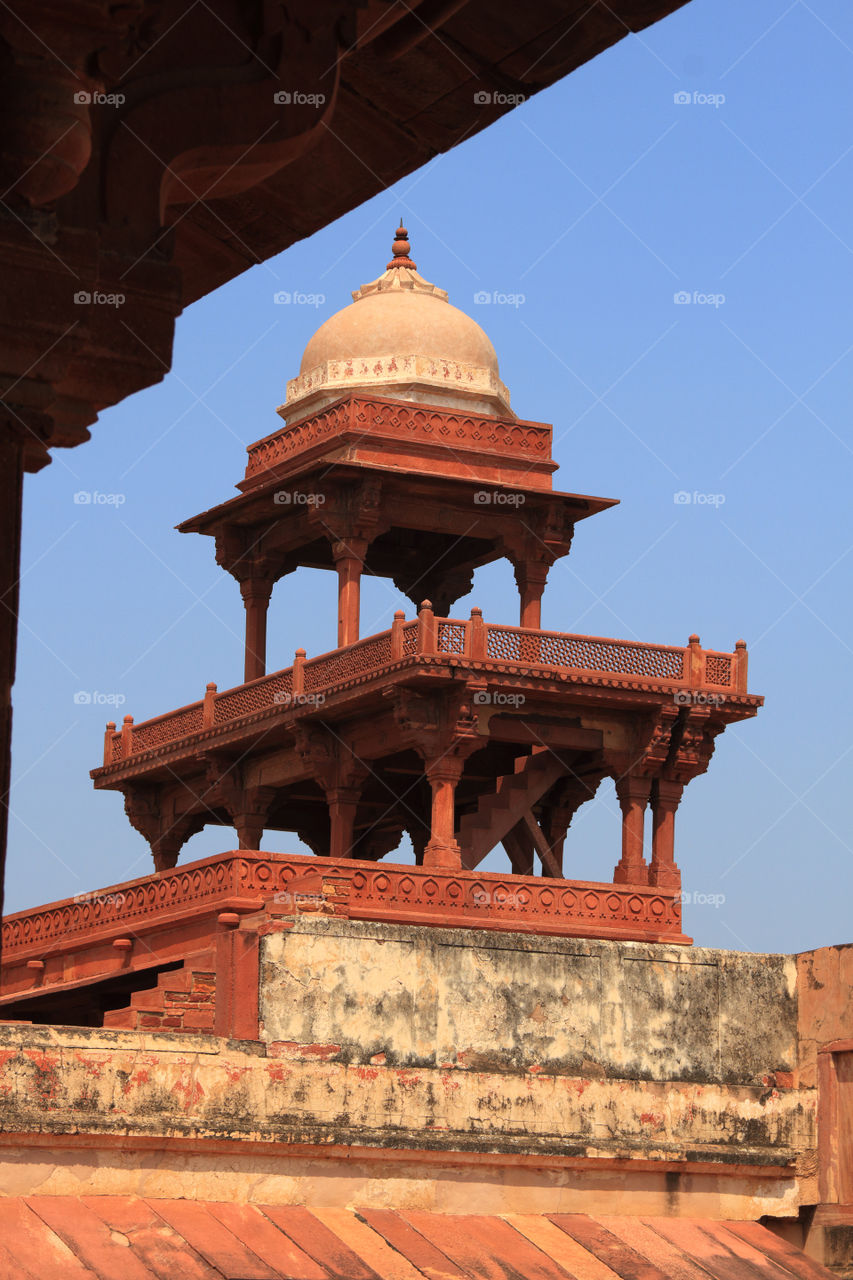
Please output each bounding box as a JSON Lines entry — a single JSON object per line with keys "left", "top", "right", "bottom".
{"left": 102, "top": 957, "right": 217, "bottom": 1034}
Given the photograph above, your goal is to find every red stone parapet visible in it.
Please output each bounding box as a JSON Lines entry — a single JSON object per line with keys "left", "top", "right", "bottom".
{"left": 0, "top": 850, "right": 691, "bottom": 1033}
{"left": 98, "top": 611, "right": 752, "bottom": 766}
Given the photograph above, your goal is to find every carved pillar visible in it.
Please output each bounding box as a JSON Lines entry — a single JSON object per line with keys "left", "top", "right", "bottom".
{"left": 613, "top": 774, "right": 651, "bottom": 884}
{"left": 240, "top": 577, "right": 275, "bottom": 682}
{"left": 423, "top": 757, "right": 466, "bottom": 869}
{"left": 0, "top": 427, "right": 26, "bottom": 957}
{"left": 649, "top": 779, "right": 684, "bottom": 888}
{"left": 294, "top": 726, "right": 368, "bottom": 859}
{"left": 229, "top": 785, "right": 277, "bottom": 851}
{"left": 327, "top": 786, "right": 363, "bottom": 860}
{"left": 513, "top": 559, "right": 551, "bottom": 630}
{"left": 332, "top": 537, "right": 369, "bottom": 648}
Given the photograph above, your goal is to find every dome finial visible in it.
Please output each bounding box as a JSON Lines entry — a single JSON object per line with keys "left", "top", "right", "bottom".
{"left": 387, "top": 219, "right": 416, "bottom": 270}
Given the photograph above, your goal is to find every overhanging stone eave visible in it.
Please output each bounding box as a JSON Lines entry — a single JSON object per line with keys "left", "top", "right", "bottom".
{"left": 178, "top": 458, "right": 618, "bottom": 536}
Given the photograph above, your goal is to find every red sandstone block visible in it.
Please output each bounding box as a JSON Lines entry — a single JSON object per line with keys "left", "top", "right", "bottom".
{"left": 163, "top": 991, "right": 194, "bottom": 1004}
{"left": 25, "top": 1198, "right": 154, "bottom": 1280}
{"left": 207, "top": 1203, "right": 328, "bottom": 1279}
{"left": 151, "top": 1201, "right": 280, "bottom": 1278}
{"left": 130, "top": 989, "right": 167, "bottom": 1011}
{"left": 102, "top": 1008, "right": 137, "bottom": 1030}
{"left": 159, "top": 1016, "right": 184, "bottom": 1028}
{"left": 267, "top": 1041, "right": 342, "bottom": 1061}
{"left": 357, "top": 1209, "right": 469, "bottom": 1280}
{"left": 82, "top": 1197, "right": 216, "bottom": 1279}
{"left": 138, "top": 1015, "right": 164, "bottom": 1028}
{"left": 261, "top": 1207, "right": 379, "bottom": 1280}
{"left": 182, "top": 1011, "right": 216, "bottom": 1031}
{"left": 186, "top": 991, "right": 214, "bottom": 1003}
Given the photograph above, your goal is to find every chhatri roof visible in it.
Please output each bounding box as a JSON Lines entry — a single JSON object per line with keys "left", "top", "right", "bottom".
{"left": 281, "top": 224, "right": 512, "bottom": 422}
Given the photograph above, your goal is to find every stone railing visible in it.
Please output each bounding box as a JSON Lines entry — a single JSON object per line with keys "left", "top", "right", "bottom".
{"left": 101, "top": 606, "right": 749, "bottom": 765}
{"left": 0, "top": 851, "right": 689, "bottom": 966}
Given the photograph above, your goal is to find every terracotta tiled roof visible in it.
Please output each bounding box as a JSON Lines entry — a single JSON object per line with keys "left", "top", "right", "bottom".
{"left": 0, "top": 1202, "right": 833, "bottom": 1280}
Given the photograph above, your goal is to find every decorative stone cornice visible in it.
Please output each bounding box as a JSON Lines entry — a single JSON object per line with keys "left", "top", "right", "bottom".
{"left": 282, "top": 353, "right": 511, "bottom": 421}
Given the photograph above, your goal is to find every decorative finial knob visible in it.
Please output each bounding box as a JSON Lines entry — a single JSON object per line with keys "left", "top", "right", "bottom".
{"left": 387, "top": 220, "right": 416, "bottom": 270}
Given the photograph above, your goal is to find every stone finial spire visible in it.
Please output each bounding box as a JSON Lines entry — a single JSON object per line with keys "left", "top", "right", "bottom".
{"left": 387, "top": 220, "right": 417, "bottom": 270}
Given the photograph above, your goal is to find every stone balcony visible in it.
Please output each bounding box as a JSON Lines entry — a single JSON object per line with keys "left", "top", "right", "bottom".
{"left": 96, "top": 607, "right": 755, "bottom": 771}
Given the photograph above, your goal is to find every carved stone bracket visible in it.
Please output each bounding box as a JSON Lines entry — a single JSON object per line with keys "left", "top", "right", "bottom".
{"left": 200, "top": 754, "right": 277, "bottom": 850}
{"left": 123, "top": 784, "right": 204, "bottom": 872}
{"left": 538, "top": 767, "right": 607, "bottom": 877}
{"left": 385, "top": 684, "right": 483, "bottom": 869}
{"left": 392, "top": 562, "right": 474, "bottom": 617}
{"left": 293, "top": 725, "right": 370, "bottom": 858}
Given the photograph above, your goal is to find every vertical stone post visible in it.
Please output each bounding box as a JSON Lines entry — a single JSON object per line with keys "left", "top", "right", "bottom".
{"left": 417, "top": 599, "right": 437, "bottom": 655}
{"left": 327, "top": 786, "right": 362, "bottom": 860}
{"left": 202, "top": 682, "right": 217, "bottom": 729}
{"left": 292, "top": 648, "right": 305, "bottom": 697}
{"left": 0, "top": 427, "right": 26, "bottom": 960}
{"left": 103, "top": 721, "right": 116, "bottom": 766}
{"left": 613, "top": 774, "right": 651, "bottom": 884}
{"left": 685, "top": 633, "right": 703, "bottom": 689}
{"left": 332, "top": 537, "right": 368, "bottom": 648}
{"left": 120, "top": 714, "right": 134, "bottom": 757}
{"left": 468, "top": 606, "right": 487, "bottom": 659}
{"left": 240, "top": 578, "right": 274, "bottom": 682}
{"left": 734, "top": 638, "right": 748, "bottom": 693}
{"left": 513, "top": 560, "right": 550, "bottom": 631}
{"left": 390, "top": 609, "right": 405, "bottom": 661}
{"left": 648, "top": 779, "right": 684, "bottom": 888}
{"left": 423, "top": 757, "right": 465, "bottom": 869}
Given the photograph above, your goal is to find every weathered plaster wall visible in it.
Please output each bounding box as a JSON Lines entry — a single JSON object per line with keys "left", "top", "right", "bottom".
{"left": 260, "top": 920, "right": 799, "bottom": 1086}
{"left": 0, "top": 1024, "right": 804, "bottom": 1216}
{"left": 0, "top": 923, "right": 842, "bottom": 1217}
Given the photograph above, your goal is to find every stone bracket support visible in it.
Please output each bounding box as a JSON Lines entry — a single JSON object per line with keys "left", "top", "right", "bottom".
{"left": 294, "top": 726, "right": 370, "bottom": 859}
{"left": 123, "top": 785, "right": 203, "bottom": 872}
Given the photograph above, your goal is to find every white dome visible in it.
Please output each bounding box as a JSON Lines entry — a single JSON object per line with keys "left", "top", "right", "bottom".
{"left": 280, "top": 225, "right": 512, "bottom": 422}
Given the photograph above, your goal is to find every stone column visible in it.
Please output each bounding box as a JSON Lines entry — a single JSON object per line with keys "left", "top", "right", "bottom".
{"left": 649, "top": 779, "right": 684, "bottom": 888}
{"left": 332, "top": 537, "right": 368, "bottom": 648}
{"left": 0, "top": 428, "right": 25, "bottom": 956}
{"left": 513, "top": 559, "right": 551, "bottom": 630}
{"left": 327, "top": 785, "right": 362, "bottom": 860}
{"left": 423, "top": 758, "right": 465, "bottom": 869}
{"left": 231, "top": 786, "right": 277, "bottom": 852}
{"left": 613, "top": 775, "right": 651, "bottom": 884}
{"left": 240, "top": 577, "right": 274, "bottom": 682}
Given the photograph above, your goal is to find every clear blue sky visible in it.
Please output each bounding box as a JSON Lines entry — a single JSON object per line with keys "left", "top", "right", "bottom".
{"left": 9, "top": 0, "right": 853, "bottom": 954}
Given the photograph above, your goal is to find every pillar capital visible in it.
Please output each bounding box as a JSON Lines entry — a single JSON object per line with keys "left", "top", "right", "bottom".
{"left": 239, "top": 576, "right": 275, "bottom": 604}
{"left": 330, "top": 534, "right": 370, "bottom": 565}
{"left": 614, "top": 773, "right": 653, "bottom": 809}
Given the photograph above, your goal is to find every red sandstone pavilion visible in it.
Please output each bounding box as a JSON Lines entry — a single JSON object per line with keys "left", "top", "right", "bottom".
{"left": 94, "top": 225, "right": 760, "bottom": 918}
{"left": 1, "top": 229, "right": 852, "bottom": 1280}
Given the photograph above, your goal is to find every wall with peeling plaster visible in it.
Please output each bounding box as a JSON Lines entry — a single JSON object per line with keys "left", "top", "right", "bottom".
{"left": 0, "top": 924, "right": 848, "bottom": 1216}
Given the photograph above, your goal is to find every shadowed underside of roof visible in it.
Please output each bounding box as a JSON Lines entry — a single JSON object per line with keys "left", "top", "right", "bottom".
{"left": 0, "top": 1203, "right": 833, "bottom": 1280}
